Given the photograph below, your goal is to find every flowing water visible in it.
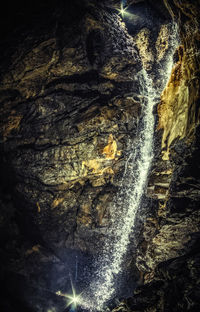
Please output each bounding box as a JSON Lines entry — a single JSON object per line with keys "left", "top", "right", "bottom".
{"left": 80, "top": 23, "right": 179, "bottom": 311}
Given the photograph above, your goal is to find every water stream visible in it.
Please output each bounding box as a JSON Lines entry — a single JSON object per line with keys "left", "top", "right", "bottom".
{"left": 80, "top": 23, "right": 179, "bottom": 312}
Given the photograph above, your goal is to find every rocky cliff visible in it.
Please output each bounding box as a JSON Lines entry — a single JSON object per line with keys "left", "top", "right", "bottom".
{"left": 118, "top": 0, "right": 200, "bottom": 311}
{"left": 0, "top": 0, "right": 199, "bottom": 311}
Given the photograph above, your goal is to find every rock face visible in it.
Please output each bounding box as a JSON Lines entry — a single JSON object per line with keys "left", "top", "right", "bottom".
{"left": 0, "top": 1, "right": 144, "bottom": 255}
{"left": 0, "top": 0, "right": 199, "bottom": 311}
{"left": 119, "top": 0, "right": 200, "bottom": 311}
{"left": 0, "top": 2, "right": 144, "bottom": 310}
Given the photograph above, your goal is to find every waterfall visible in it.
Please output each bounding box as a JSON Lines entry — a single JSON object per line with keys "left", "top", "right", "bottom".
{"left": 80, "top": 23, "right": 179, "bottom": 311}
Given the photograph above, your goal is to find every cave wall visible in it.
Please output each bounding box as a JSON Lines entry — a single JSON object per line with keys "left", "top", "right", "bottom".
{"left": 0, "top": 1, "right": 141, "bottom": 255}
{"left": 0, "top": 1, "right": 171, "bottom": 310}
{"left": 121, "top": 0, "right": 200, "bottom": 311}
{"left": 0, "top": 0, "right": 200, "bottom": 311}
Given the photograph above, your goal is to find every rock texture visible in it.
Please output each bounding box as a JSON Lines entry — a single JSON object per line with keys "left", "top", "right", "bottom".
{"left": 116, "top": 0, "right": 200, "bottom": 311}
{"left": 0, "top": 1, "right": 145, "bottom": 309}
{"left": 0, "top": 0, "right": 200, "bottom": 311}
{"left": 0, "top": 1, "right": 166, "bottom": 311}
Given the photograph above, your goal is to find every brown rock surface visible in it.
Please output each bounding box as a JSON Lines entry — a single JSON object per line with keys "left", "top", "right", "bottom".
{"left": 0, "top": 0, "right": 200, "bottom": 311}
{"left": 123, "top": 1, "right": 200, "bottom": 311}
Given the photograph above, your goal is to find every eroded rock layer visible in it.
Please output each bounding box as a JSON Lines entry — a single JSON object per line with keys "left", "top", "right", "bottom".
{"left": 118, "top": 0, "right": 200, "bottom": 311}
{"left": 0, "top": 0, "right": 199, "bottom": 311}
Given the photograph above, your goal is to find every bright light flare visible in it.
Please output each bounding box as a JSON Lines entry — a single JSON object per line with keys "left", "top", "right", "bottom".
{"left": 56, "top": 283, "right": 82, "bottom": 309}
{"left": 66, "top": 291, "right": 81, "bottom": 307}
{"left": 117, "top": 3, "right": 128, "bottom": 17}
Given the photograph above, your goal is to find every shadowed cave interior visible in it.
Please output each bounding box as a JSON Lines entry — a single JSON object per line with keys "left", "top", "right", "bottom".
{"left": 0, "top": 0, "right": 200, "bottom": 311}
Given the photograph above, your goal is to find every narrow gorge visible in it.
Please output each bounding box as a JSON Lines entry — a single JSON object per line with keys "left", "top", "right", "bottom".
{"left": 0, "top": 1, "right": 199, "bottom": 312}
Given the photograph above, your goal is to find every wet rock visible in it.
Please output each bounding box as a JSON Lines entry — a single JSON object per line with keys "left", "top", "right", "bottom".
{"left": 0, "top": 0, "right": 200, "bottom": 311}
{"left": 123, "top": 1, "right": 200, "bottom": 311}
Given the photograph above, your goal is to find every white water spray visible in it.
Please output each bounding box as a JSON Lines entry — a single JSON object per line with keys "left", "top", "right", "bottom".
{"left": 80, "top": 23, "right": 179, "bottom": 311}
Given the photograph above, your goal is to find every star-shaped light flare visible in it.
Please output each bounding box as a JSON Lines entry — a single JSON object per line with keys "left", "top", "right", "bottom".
{"left": 117, "top": 2, "right": 128, "bottom": 17}
{"left": 56, "top": 281, "right": 82, "bottom": 309}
